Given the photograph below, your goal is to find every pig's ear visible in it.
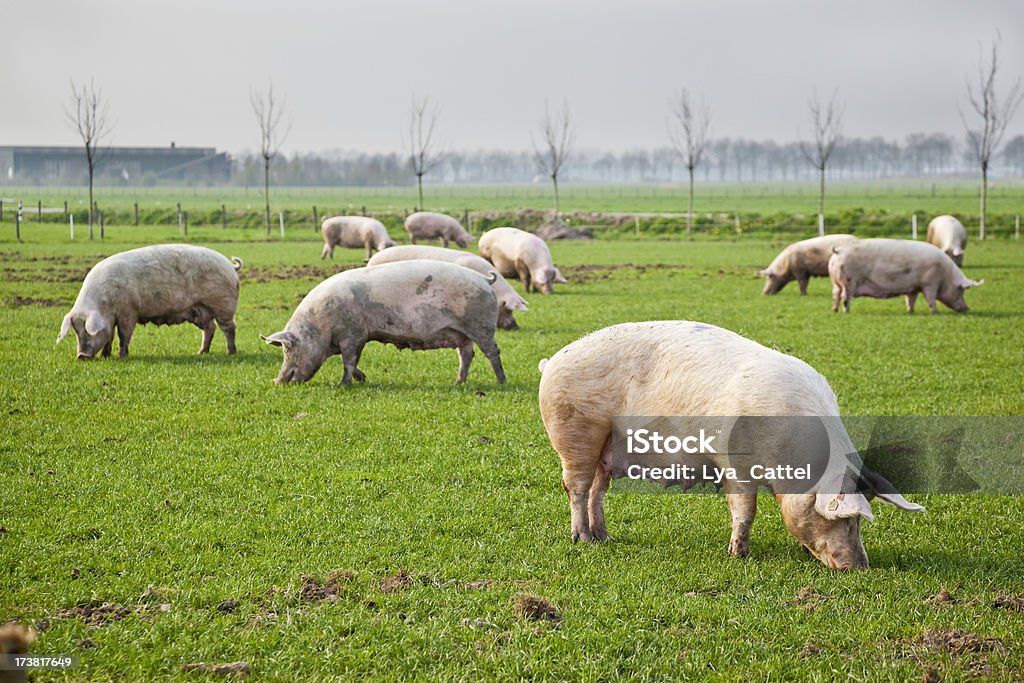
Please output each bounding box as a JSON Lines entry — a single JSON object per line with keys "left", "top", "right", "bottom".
{"left": 965, "top": 278, "right": 984, "bottom": 288}
{"left": 859, "top": 467, "right": 926, "bottom": 513}
{"left": 509, "top": 295, "right": 529, "bottom": 311}
{"left": 84, "top": 311, "right": 108, "bottom": 336}
{"left": 553, "top": 268, "right": 568, "bottom": 284}
{"left": 57, "top": 314, "right": 73, "bottom": 344}
{"left": 758, "top": 267, "right": 775, "bottom": 278}
{"left": 261, "top": 331, "right": 294, "bottom": 348}
{"left": 815, "top": 492, "right": 874, "bottom": 521}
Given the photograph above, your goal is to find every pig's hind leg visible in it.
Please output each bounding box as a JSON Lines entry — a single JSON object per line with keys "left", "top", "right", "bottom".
{"left": 588, "top": 435, "right": 613, "bottom": 541}
{"left": 116, "top": 318, "right": 135, "bottom": 358}
{"left": 472, "top": 334, "right": 506, "bottom": 385}
{"left": 339, "top": 341, "right": 366, "bottom": 384}
{"left": 455, "top": 335, "right": 475, "bottom": 384}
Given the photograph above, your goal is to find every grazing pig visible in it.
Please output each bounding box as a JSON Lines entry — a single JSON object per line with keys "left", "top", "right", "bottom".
{"left": 926, "top": 215, "right": 968, "bottom": 266}
{"left": 321, "top": 216, "right": 395, "bottom": 260}
{"left": 404, "top": 212, "right": 473, "bottom": 248}
{"left": 759, "top": 234, "right": 858, "bottom": 295}
{"left": 478, "top": 227, "right": 568, "bottom": 295}
{"left": 366, "top": 244, "right": 529, "bottom": 330}
{"left": 538, "top": 321, "right": 924, "bottom": 569}
{"left": 57, "top": 245, "right": 242, "bottom": 359}
{"left": 828, "top": 238, "right": 983, "bottom": 313}
{"left": 262, "top": 261, "right": 505, "bottom": 385}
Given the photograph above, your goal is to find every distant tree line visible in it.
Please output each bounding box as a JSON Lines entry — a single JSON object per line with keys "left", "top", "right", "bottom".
{"left": 227, "top": 133, "right": 1023, "bottom": 188}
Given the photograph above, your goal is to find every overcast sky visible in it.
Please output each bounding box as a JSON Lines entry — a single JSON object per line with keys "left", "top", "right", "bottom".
{"left": 2, "top": 0, "right": 1022, "bottom": 156}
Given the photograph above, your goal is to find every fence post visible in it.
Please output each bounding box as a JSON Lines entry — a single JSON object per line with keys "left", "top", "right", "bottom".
{"left": 15, "top": 202, "right": 21, "bottom": 241}
{"left": 38, "top": 199, "right": 42, "bottom": 221}
{"left": 361, "top": 205, "right": 367, "bottom": 217}
{"left": 0, "top": 199, "right": 3, "bottom": 222}
{"left": 463, "top": 209, "right": 470, "bottom": 232}
{"left": 134, "top": 202, "right": 139, "bottom": 225}
{"left": 817, "top": 213, "right": 824, "bottom": 237}
{"left": 279, "top": 211, "right": 285, "bottom": 238}
{"left": 911, "top": 213, "right": 917, "bottom": 240}
{"left": 183, "top": 211, "right": 188, "bottom": 236}
{"left": 1016, "top": 215, "right": 1020, "bottom": 240}
{"left": 734, "top": 213, "right": 741, "bottom": 234}
{"left": 64, "top": 200, "right": 68, "bottom": 222}
{"left": 100, "top": 211, "right": 105, "bottom": 240}
{"left": 178, "top": 210, "right": 183, "bottom": 235}
{"left": 70, "top": 214, "right": 74, "bottom": 240}
{"left": 312, "top": 205, "right": 318, "bottom": 232}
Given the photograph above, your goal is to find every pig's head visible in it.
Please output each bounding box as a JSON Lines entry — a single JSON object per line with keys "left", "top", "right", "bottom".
{"left": 262, "top": 329, "right": 329, "bottom": 383}
{"left": 57, "top": 310, "right": 113, "bottom": 360}
{"left": 949, "top": 248, "right": 964, "bottom": 267}
{"left": 536, "top": 267, "right": 568, "bottom": 295}
{"left": 497, "top": 291, "right": 529, "bottom": 330}
{"left": 940, "top": 274, "right": 984, "bottom": 313}
{"left": 758, "top": 267, "right": 789, "bottom": 295}
{"left": 454, "top": 233, "right": 472, "bottom": 248}
{"left": 379, "top": 238, "right": 396, "bottom": 250}
{"left": 779, "top": 467, "right": 925, "bottom": 570}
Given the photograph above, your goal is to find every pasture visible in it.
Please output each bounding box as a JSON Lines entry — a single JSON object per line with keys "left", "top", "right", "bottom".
{"left": 1, "top": 220, "right": 1023, "bottom": 680}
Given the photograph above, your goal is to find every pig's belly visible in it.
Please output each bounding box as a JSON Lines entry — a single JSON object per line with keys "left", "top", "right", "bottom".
{"left": 371, "top": 327, "right": 467, "bottom": 351}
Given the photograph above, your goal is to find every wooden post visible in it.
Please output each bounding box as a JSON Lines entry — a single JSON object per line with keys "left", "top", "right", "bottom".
{"left": 222, "top": 204, "right": 227, "bottom": 230}
{"left": 70, "top": 214, "right": 74, "bottom": 240}
{"left": 312, "top": 205, "right": 318, "bottom": 232}
{"left": 634, "top": 216, "right": 640, "bottom": 237}
{"left": 178, "top": 210, "right": 183, "bottom": 235}
{"left": 0, "top": 200, "right": 3, "bottom": 222}
{"left": 100, "top": 211, "right": 105, "bottom": 240}
{"left": 734, "top": 213, "right": 741, "bottom": 234}
{"left": 463, "top": 209, "right": 470, "bottom": 233}
{"left": 279, "top": 211, "right": 285, "bottom": 238}
{"left": 817, "top": 213, "right": 824, "bottom": 237}
{"left": 912, "top": 214, "right": 917, "bottom": 240}
{"left": 64, "top": 200, "right": 68, "bottom": 222}
{"left": 134, "top": 202, "right": 139, "bottom": 225}
{"left": 183, "top": 211, "right": 188, "bottom": 236}
{"left": 38, "top": 199, "right": 42, "bottom": 221}
{"left": 361, "top": 205, "right": 367, "bottom": 217}
{"left": 15, "top": 202, "right": 21, "bottom": 241}
{"left": 1016, "top": 215, "right": 1020, "bottom": 240}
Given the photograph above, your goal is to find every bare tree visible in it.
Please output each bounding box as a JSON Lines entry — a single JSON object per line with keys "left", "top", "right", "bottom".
{"left": 65, "top": 78, "right": 112, "bottom": 240}
{"left": 668, "top": 89, "right": 711, "bottom": 234}
{"left": 532, "top": 100, "right": 573, "bottom": 217}
{"left": 250, "top": 81, "right": 290, "bottom": 236}
{"left": 961, "top": 35, "right": 1023, "bottom": 240}
{"left": 405, "top": 96, "right": 445, "bottom": 212}
{"left": 800, "top": 90, "right": 844, "bottom": 230}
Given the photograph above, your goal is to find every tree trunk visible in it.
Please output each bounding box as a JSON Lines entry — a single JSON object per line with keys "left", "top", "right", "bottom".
{"left": 87, "top": 170, "right": 95, "bottom": 240}
{"left": 552, "top": 174, "right": 560, "bottom": 217}
{"left": 417, "top": 173, "right": 424, "bottom": 212}
{"left": 263, "top": 157, "right": 271, "bottom": 237}
{"left": 979, "top": 163, "right": 988, "bottom": 240}
{"left": 818, "top": 165, "right": 826, "bottom": 220}
{"left": 687, "top": 166, "right": 695, "bottom": 235}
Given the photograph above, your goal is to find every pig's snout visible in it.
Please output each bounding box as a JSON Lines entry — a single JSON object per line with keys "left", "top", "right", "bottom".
{"left": 77, "top": 352, "right": 92, "bottom": 361}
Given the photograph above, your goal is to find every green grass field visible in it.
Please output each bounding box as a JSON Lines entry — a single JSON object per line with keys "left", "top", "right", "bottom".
{"left": 2, "top": 222, "right": 1023, "bottom": 680}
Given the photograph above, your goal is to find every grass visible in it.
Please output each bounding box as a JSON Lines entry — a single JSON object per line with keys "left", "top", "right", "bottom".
{"left": 1, "top": 224, "right": 1023, "bottom": 680}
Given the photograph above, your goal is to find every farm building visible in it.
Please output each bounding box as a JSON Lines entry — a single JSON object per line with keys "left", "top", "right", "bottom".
{"left": 0, "top": 144, "right": 231, "bottom": 185}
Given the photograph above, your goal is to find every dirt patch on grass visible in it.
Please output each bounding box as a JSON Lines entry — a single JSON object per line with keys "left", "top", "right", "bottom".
{"left": 925, "top": 588, "right": 959, "bottom": 607}
{"left": 1, "top": 266, "right": 91, "bottom": 283}
{"left": 3, "top": 296, "right": 67, "bottom": 307}
{"left": 379, "top": 569, "right": 414, "bottom": 594}
{"left": 904, "top": 629, "right": 1006, "bottom": 657}
{"left": 561, "top": 262, "right": 689, "bottom": 284}
{"left": 992, "top": 593, "right": 1024, "bottom": 612}
{"left": 788, "top": 586, "right": 826, "bottom": 612}
{"left": 55, "top": 602, "right": 137, "bottom": 626}
{"left": 181, "top": 661, "right": 250, "bottom": 677}
{"left": 512, "top": 594, "right": 561, "bottom": 624}
{"left": 299, "top": 569, "right": 356, "bottom": 603}
{"left": 464, "top": 579, "right": 496, "bottom": 591}
{"left": 244, "top": 264, "right": 360, "bottom": 283}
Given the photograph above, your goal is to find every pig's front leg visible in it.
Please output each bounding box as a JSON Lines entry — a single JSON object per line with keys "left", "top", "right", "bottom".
{"left": 340, "top": 341, "right": 366, "bottom": 384}
{"left": 725, "top": 487, "right": 758, "bottom": 558}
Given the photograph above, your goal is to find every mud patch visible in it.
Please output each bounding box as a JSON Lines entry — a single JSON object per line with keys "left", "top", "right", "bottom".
{"left": 925, "top": 588, "right": 958, "bottom": 607}
{"left": 512, "top": 594, "right": 561, "bottom": 624}
{"left": 4, "top": 296, "right": 66, "bottom": 307}
{"left": 1, "top": 266, "right": 91, "bottom": 283}
{"left": 54, "top": 602, "right": 137, "bottom": 626}
{"left": 904, "top": 629, "right": 1006, "bottom": 657}
{"left": 244, "top": 264, "right": 360, "bottom": 283}
{"left": 561, "top": 262, "right": 689, "bottom": 284}
{"left": 992, "top": 593, "right": 1024, "bottom": 612}
{"left": 464, "top": 579, "right": 495, "bottom": 591}
{"left": 299, "top": 569, "right": 356, "bottom": 603}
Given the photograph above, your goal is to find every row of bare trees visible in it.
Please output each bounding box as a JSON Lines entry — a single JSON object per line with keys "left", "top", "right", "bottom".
{"left": 64, "top": 36, "right": 1022, "bottom": 239}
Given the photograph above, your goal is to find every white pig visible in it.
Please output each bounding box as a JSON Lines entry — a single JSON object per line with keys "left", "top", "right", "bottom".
{"left": 262, "top": 261, "right": 505, "bottom": 385}
{"left": 538, "top": 321, "right": 924, "bottom": 570}
{"left": 321, "top": 216, "right": 395, "bottom": 260}
{"left": 478, "top": 227, "right": 568, "bottom": 295}
{"left": 57, "top": 244, "right": 241, "bottom": 359}
{"left": 828, "top": 238, "right": 983, "bottom": 313}
{"left": 759, "top": 234, "right": 858, "bottom": 295}
{"left": 366, "top": 244, "right": 529, "bottom": 330}
{"left": 926, "top": 215, "right": 968, "bottom": 266}
{"left": 403, "top": 212, "right": 473, "bottom": 248}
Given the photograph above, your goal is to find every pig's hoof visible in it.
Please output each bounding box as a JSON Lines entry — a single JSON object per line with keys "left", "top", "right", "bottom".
{"left": 729, "top": 541, "right": 750, "bottom": 558}
{"left": 571, "top": 530, "right": 594, "bottom": 543}
{"left": 353, "top": 369, "right": 366, "bottom": 382}
{"left": 591, "top": 528, "right": 610, "bottom": 542}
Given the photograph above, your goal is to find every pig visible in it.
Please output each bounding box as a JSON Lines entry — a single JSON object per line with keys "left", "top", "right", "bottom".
{"left": 926, "top": 215, "right": 968, "bottom": 266}
{"left": 262, "top": 260, "right": 506, "bottom": 385}
{"left": 321, "top": 216, "right": 395, "bottom": 260}
{"left": 828, "top": 238, "right": 984, "bottom": 313}
{"left": 404, "top": 211, "right": 473, "bottom": 248}
{"left": 366, "top": 244, "right": 529, "bottom": 330}
{"left": 478, "top": 227, "right": 568, "bottom": 295}
{"left": 759, "top": 234, "right": 858, "bottom": 295}
{"left": 538, "top": 321, "right": 924, "bottom": 569}
{"left": 57, "top": 244, "right": 242, "bottom": 359}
